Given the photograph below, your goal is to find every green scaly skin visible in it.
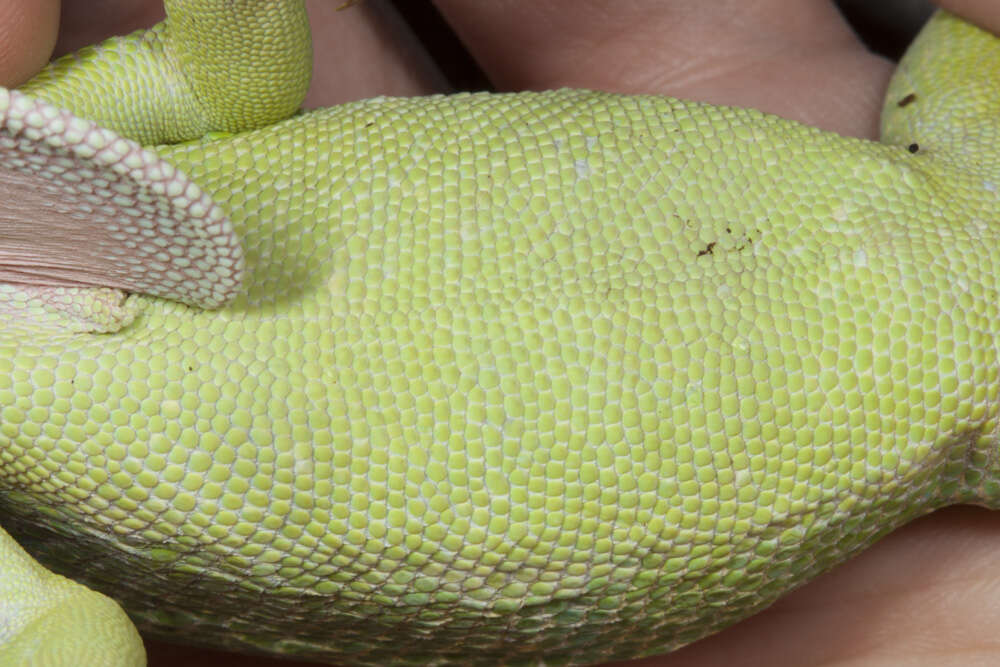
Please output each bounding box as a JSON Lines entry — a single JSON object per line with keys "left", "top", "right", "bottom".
{"left": 2, "top": 2, "right": 1000, "bottom": 665}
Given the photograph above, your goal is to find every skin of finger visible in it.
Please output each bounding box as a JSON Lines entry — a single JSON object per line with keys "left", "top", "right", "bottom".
{"left": 433, "top": 0, "right": 866, "bottom": 88}
{"left": 302, "top": 0, "right": 446, "bottom": 108}
{"left": 431, "top": 0, "right": 893, "bottom": 137}
{"left": 52, "top": 0, "right": 164, "bottom": 56}
{"left": 0, "top": 0, "right": 58, "bottom": 86}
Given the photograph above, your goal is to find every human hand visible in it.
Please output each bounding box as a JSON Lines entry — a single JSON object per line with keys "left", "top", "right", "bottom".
{"left": 2, "top": 2, "right": 1000, "bottom": 666}
{"left": 0, "top": 0, "right": 895, "bottom": 137}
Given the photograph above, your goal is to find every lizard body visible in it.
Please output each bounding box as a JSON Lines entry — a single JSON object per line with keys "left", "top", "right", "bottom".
{"left": 1, "top": 3, "right": 999, "bottom": 665}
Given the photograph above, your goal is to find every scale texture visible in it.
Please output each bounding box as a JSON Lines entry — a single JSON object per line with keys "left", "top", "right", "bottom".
{"left": 2, "top": 3, "right": 1000, "bottom": 666}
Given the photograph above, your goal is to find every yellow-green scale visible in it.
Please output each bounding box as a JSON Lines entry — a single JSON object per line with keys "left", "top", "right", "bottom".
{"left": 2, "top": 89, "right": 1000, "bottom": 663}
